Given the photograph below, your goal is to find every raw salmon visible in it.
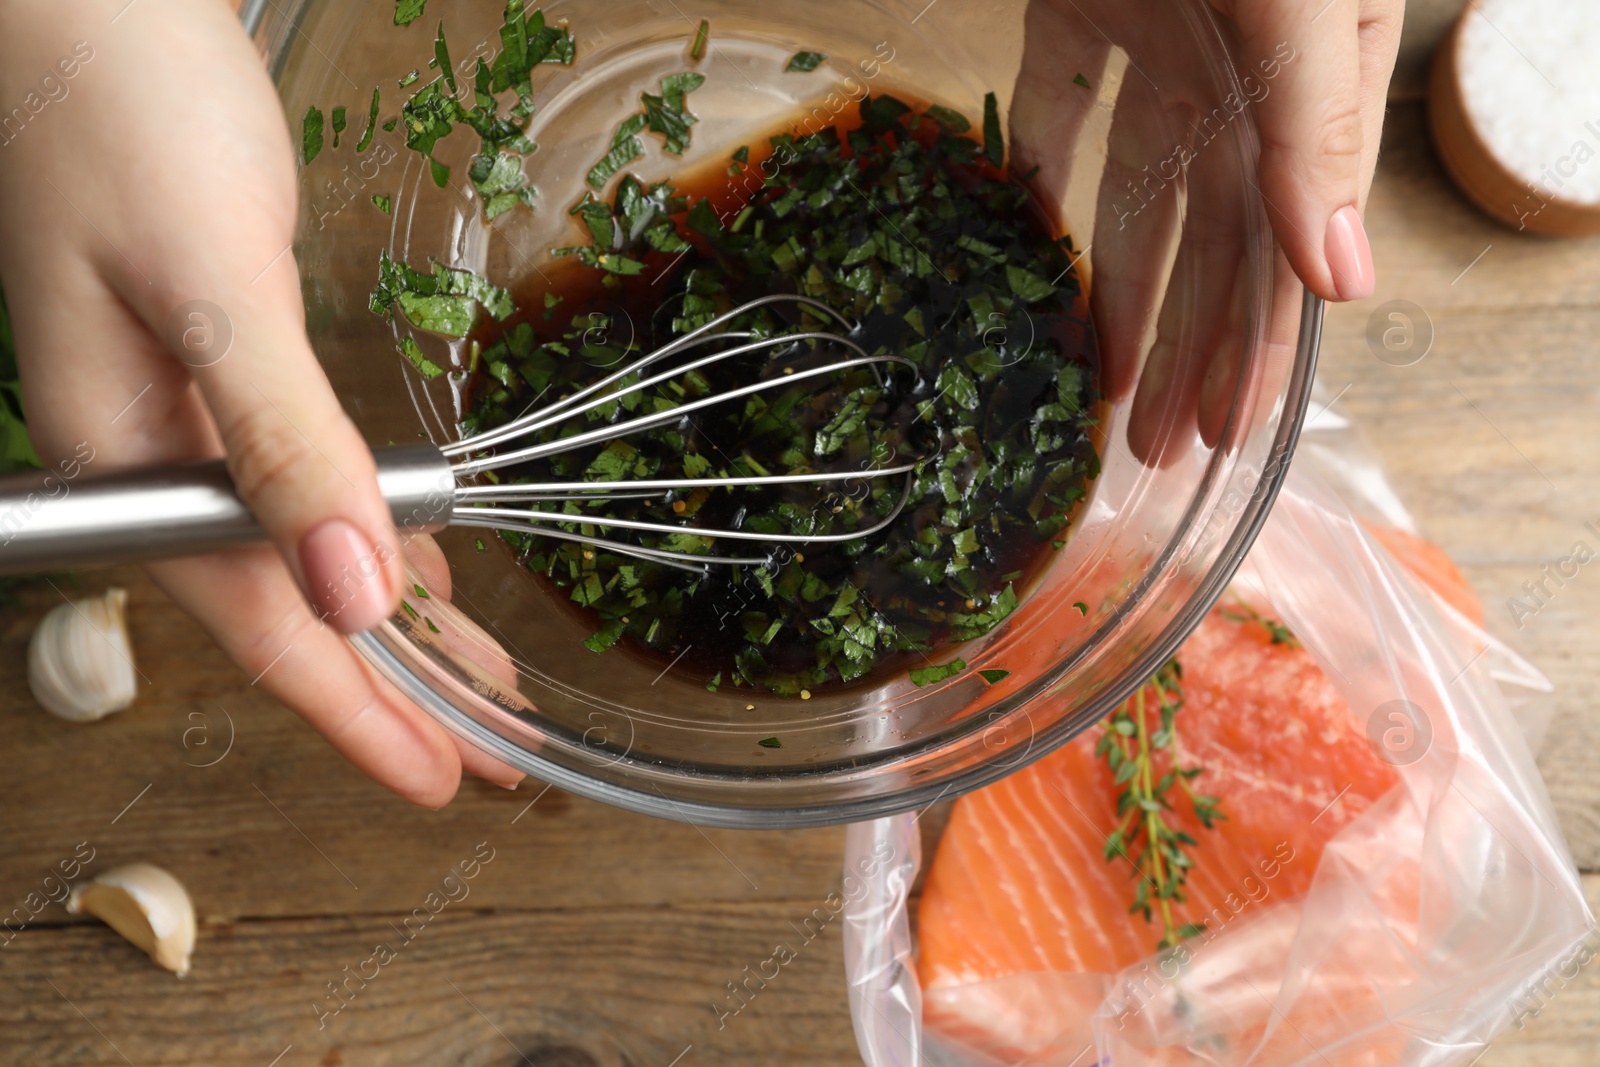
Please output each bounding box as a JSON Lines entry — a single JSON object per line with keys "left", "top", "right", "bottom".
{"left": 1362, "top": 523, "right": 1483, "bottom": 625}
{"left": 917, "top": 601, "right": 1398, "bottom": 992}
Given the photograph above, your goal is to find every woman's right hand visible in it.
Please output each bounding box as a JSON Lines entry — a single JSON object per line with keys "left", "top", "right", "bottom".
{"left": 1012, "top": 0, "right": 1402, "bottom": 464}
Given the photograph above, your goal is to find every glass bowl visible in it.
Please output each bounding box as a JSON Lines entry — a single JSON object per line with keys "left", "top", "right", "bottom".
{"left": 247, "top": 0, "right": 1320, "bottom": 827}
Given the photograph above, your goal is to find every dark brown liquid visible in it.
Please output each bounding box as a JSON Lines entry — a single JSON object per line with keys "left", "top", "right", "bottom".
{"left": 466, "top": 99, "right": 1102, "bottom": 693}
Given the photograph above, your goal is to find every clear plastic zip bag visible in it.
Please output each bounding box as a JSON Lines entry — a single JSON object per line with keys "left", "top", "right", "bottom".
{"left": 843, "top": 405, "right": 1592, "bottom": 1067}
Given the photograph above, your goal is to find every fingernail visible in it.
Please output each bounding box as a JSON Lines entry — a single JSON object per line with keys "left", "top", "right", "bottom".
{"left": 1324, "top": 205, "right": 1375, "bottom": 301}
{"left": 299, "top": 519, "right": 394, "bottom": 633}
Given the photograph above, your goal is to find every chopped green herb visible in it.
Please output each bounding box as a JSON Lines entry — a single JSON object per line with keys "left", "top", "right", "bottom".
{"left": 1073, "top": 600, "right": 1088, "bottom": 616}
{"left": 978, "top": 669, "right": 1012, "bottom": 685}
{"left": 394, "top": 0, "right": 426, "bottom": 26}
{"left": 356, "top": 86, "right": 381, "bottom": 152}
{"left": 706, "top": 672, "right": 722, "bottom": 692}
{"left": 428, "top": 95, "right": 1101, "bottom": 695}
{"left": 425, "top": 616, "right": 441, "bottom": 633}
{"left": 690, "top": 19, "right": 710, "bottom": 61}
{"left": 982, "top": 91, "right": 1004, "bottom": 169}
{"left": 413, "top": 583, "right": 431, "bottom": 599}
{"left": 583, "top": 618, "right": 627, "bottom": 653}
{"left": 475, "top": 538, "right": 487, "bottom": 552}
{"left": 1073, "top": 72, "right": 1091, "bottom": 89}
{"left": 301, "top": 105, "right": 324, "bottom": 164}
{"left": 588, "top": 112, "right": 647, "bottom": 189}
{"left": 372, "top": 193, "right": 393, "bottom": 215}
{"left": 925, "top": 104, "right": 970, "bottom": 133}
{"left": 330, "top": 106, "right": 347, "bottom": 148}
{"left": 400, "top": 599, "right": 420, "bottom": 619}
{"left": 397, "top": 336, "right": 445, "bottom": 378}
{"left": 757, "top": 736, "right": 782, "bottom": 749}
{"left": 910, "top": 659, "right": 968, "bottom": 687}
{"left": 430, "top": 21, "right": 457, "bottom": 95}
{"left": 785, "top": 51, "right": 826, "bottom": 73}
{"left": 399, "top": 69, "right": 420, "bottom": 87}
{"left": 1220, "top": 603, "right": 1300, "bottom": 647}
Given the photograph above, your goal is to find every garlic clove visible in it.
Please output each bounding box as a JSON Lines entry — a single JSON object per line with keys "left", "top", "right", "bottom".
{"left": 66, "top": 863, "right": 196, "bottom": 976}
{"left": 28, "top": 587, "right": 138, "bottom": 722}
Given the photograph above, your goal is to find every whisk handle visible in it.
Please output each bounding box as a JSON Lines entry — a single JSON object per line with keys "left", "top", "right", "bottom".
{"left": 0, "top": 445, "right": 454, "bottom": 576}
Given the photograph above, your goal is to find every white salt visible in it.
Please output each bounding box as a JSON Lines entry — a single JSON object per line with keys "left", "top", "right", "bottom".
{"left": 1458, "top": 0, "right": 1600, "bottom": 205}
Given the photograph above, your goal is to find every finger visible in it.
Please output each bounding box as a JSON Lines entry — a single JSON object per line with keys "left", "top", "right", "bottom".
{"left": 1088, "top": 73, "right": 1187, "bottom": 403}
{"left": 1009, "top": 0, "right": 1115, "bottom": 232}
{"left": 90, "top": 0, "right": 404, "bottom": 635}
{"left": 1355, "top": 0, "right": 1405, "bottom": 207}
{"left": 399, "top": 533, "right": 527, "bottom": 788}
{"left": 1128, "top": 143, "right": 1245, "bottom": 467}
{"left": 1226, "top": 0, "right": 1375, "bottom": 302}
{"left": 147, "top": 550, "right": 466, "bottom": 809}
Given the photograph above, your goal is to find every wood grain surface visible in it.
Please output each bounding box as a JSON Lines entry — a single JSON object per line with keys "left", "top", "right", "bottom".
{"left": 2, "top": 92, "right": 1597, "bottom": 1065}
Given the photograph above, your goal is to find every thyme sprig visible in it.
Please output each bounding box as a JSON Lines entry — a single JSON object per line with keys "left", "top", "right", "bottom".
{"left": 1219, "top": 600, "right": 1300, "bottom": 648}
{"left": 1096, "top": 660, "right": 1225, "bottom": 950}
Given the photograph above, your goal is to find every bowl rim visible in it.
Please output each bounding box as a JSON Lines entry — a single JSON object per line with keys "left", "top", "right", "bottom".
{"left": 254, "top": 0, "right": 1324, "bottom": 828}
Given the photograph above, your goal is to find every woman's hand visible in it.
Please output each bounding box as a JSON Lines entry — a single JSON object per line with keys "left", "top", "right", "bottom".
{"left": 1013, "top": 0, "right": 1403, "bottom": 463}
{"left": 0, "top": 0, "right": 523, "bottom": 804}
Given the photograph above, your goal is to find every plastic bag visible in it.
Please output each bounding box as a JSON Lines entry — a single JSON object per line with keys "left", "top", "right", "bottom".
{"left": 842, "top": 407, "right": 1592, "bottom": 1067}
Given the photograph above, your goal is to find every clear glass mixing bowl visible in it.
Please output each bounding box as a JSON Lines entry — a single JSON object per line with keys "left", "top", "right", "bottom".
{"left": 247, "top": 0, "right": 1320, "bottom": 827}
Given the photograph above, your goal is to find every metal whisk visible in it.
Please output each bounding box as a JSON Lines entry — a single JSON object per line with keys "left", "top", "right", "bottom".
{"left": 0, "top": 295, "right": 920, "bottom": 577}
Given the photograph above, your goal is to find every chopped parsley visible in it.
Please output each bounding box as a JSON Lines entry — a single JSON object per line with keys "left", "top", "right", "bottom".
{"left": 691, "top": 19, "right": 710, "bottom": 61}
{"left": 785, "top": 51, "right": 826, "bottom": 73}
{"left": 330, "top": 106, "right": 347, "bottom": 148}
{"left": 301, "top": 106, "right": 324, "bottom": 164}
{"left": 394, "top": 0, "right": 426, "bottom": 26}
{"left": 910, "top": 659, "right": 968, "bottom": 687}
{"left": 356, "top": 87, "right": 381, "bottom": 152}
{"left": 586, "top": 72, "right": 706, "bottom": 188}
{"left": 1073, "top": 72, "right": 1091, "bottom": 89}
{"left": 757, "top": 736, "right": 782, "bottom": 749}
{"left": 978, "top": 669, "right": 1011, "bottom": 685}
{"left": 372, "top": 193, "right": 393, "bottom": 215}
{"left": 370, "top": 251, "right": 516, "bottom": 338}
{"left": 981, "top": 91, "right": 1003, "bottom": 169}
{"left": 452, "top": 96, "right": 1099, "bottom": 694}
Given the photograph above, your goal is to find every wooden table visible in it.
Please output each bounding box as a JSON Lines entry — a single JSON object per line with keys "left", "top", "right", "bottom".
{"left": 3, "top": 95, "right": 1598, "bottom": 1064}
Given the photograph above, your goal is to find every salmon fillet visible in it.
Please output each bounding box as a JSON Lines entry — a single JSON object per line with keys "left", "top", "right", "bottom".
{"left": 917, "top": 602, "right": 1400, "bottom": 992}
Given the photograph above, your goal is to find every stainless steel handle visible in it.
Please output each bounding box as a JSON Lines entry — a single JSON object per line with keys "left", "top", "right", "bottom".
{"left": 0, "top": 445, "right": 456, "bottom": 576}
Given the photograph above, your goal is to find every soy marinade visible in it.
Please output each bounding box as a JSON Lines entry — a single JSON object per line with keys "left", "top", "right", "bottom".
{"left": 460, "top": 93, "right": 1102, "bottom": 696}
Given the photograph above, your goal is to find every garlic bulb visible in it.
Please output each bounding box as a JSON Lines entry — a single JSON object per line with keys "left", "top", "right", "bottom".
{"left": 28, "top": 588, "right": 137, "bottom": 722}
{"left": 67, "top": 863, "right": 196, "bottom": 976}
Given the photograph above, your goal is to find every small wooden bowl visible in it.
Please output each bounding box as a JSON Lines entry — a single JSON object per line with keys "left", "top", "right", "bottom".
{"left": 1428, "top": 11, "right": 1600, "bottom": 236}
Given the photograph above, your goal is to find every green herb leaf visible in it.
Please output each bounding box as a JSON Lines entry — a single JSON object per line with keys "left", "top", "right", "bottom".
{"left": 785, "top": 51, "right": 826, "bottom": 73}
{"left": 395, "top": 0, "right": 427, "bottom": 25}
{"left": 372, "top": 193, "right": 393, "bottom": 215}
{"left": 691, "top": 19, "right": 710, "bottom": 61}
{"left": 301, "top": 106, "right": 324, "bottom": 164}
{"left": 1073, "top": 72, "right": 1091, "bottom": 89}
{"left": 356, "top": 86, "right": 381, "bottom": 152}
{"left": 978, "top": 669, "right": 1011, "bottom": 685}
{"left": 981, "top": 91, "right": 1003, "bottom": 168}
{"left": 397, "top": 336, "right": 445, "bottom": 378}
{"left": 924, "top": 104, "right": 970, "bottom": 133}
{"left": 330, "top": 106, "right": 347, "bottom": 148}
{"left": 1073, "top": 600, "right": 1088, "bottom": 616}
{"left": 587, "top": 112, "right": 648, "bottom": 188}
{"left": 757, "top": 736, "right": 782, "bottom": 748}
{"left": 909, "top": 658, "right": 968, "bottom": 687}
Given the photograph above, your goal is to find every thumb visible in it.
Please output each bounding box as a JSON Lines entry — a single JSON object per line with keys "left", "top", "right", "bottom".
{"left": 1228, "top": 0, "right": 1376, "bottom": 302}
{"left": 177, "top": 272, "right": 404, "bottom": 634}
